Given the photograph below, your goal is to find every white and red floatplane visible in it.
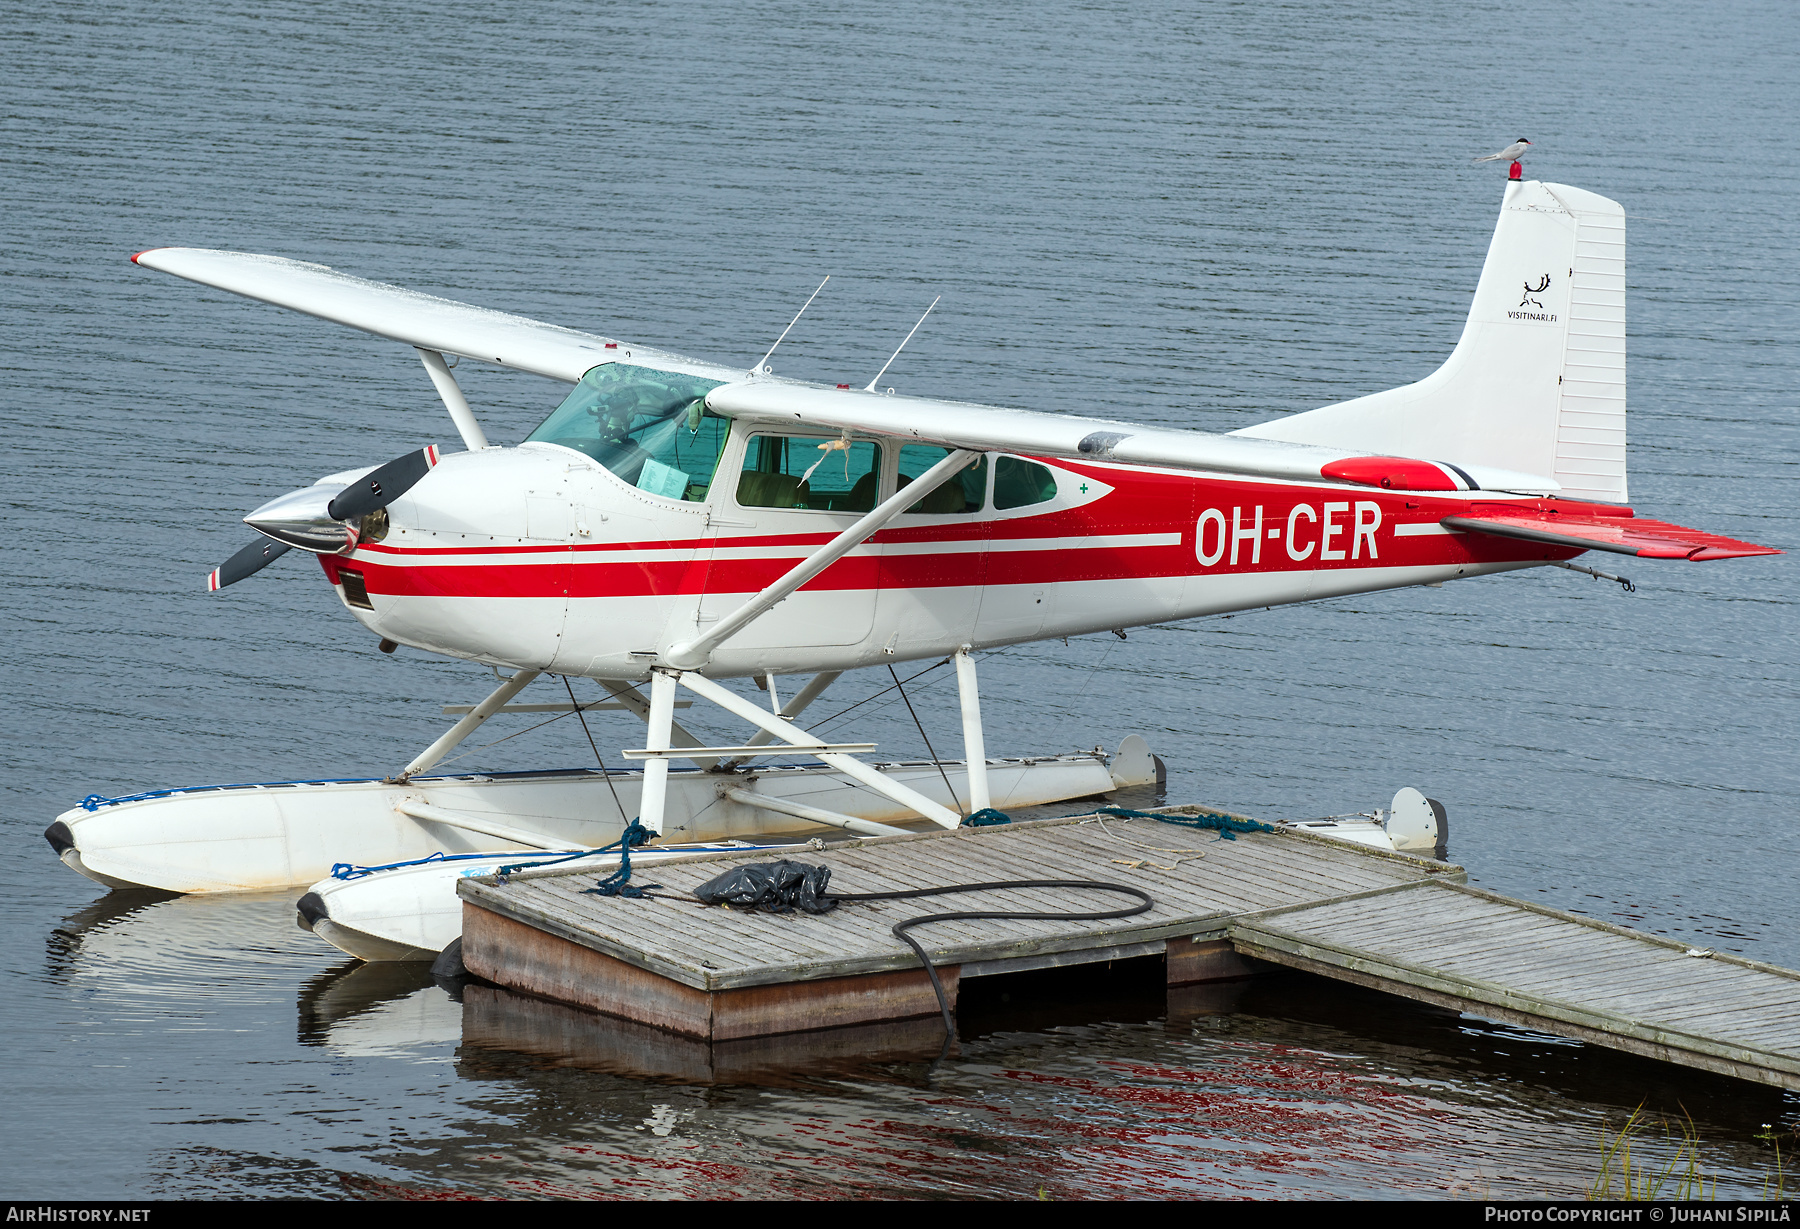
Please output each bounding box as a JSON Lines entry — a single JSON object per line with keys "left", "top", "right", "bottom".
{"left": 46, "top": 177, "right": 1777, "bottom": 961}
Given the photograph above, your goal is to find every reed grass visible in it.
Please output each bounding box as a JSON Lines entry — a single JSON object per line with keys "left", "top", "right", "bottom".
{"left": 1755, "top": 1123, "right": 1789, "bottom": 1201}
{"left": 1587, "top": 1104, "right": 1714, "bottom": 1201}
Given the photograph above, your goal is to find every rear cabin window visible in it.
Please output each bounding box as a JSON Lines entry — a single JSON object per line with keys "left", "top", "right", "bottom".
{"left": 526, "top": 363, "right": 728, "bottom": 502}
{"left": 898, "top": 445, "right": 987, "bottom": 514}
{"left": 993, "top": 456, "right": 1059, "bottom": 510}
{"left": 738, "top": 435, "right": 883, "bottom": 512}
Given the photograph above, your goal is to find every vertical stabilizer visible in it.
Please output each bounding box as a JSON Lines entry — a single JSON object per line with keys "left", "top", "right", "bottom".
{"left": 1233, "top": 181, "right": 1628, "bottom": 502}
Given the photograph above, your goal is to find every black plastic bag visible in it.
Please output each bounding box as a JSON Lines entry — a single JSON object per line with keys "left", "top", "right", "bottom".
{"left": 692, "top": 860, "right": 837, "bottom": 914}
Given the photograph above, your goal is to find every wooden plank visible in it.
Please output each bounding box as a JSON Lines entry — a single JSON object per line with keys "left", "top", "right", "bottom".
{"left": 1438, "top": 884, "right": 1800, "bottom": 981}
{"left": 1628, "top": 993, "right": 1800, "bottom": 1033}
{"left": 1166, "top": 936, "right": 1262, "bottom": 985}
{"left": 1272, "top": 892, "right": 1534, "bottom": 938}
{"left": 1436, "top": 944, "right": 1696, "bottom": 986}
{"left": 485, "top": 883, "right": 1223, "bottom": 992}
{"left": 710, "top": 966, "right": 958, "bottom": 1042}
{"left": 1230, "top": 936, "right": 1800, "bottom": 1092}
{"left": 856, "top": 841, "right": 1115, "bottom": 911}
{"left": 1533, "top": 963, "right": 1786, "bottom": 1004}
{"left": 461, "top": 983, "right": 952, "bottom": 1082}
{"left": 465, "top": 897, "right": 962, "bottom": 1042}
{"left": 1468, "top": 949, "right": 1781, "bottom": 998}
{"left": 462, "top": 805, "right": 1800, "bottom": 1088}
{"left": 1232, "top": 922, "right": 1800, "bottom": 1085}
{"left": 463, "top": 901, "right": 717, "bottom": 1034}
{"left": 1240, "top": 918, "right": 1778, "bottom": 1046}
{"left": 963, "top": 939, "right": 1168, "bottom": 979}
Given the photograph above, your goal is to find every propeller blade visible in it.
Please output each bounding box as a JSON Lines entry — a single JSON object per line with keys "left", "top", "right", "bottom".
{"left": 208, "top": 537, "right": 293, "bottom": 591}
{"left": 327, "top": 445, "right": 441, "bottom": 522}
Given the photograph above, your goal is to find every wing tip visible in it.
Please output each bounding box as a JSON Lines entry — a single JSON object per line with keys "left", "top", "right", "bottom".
{"left": 1687, "top": 544, "right": 1784, "bottom": 561}
{"left": 206, "top": 568, "right": 222, "bottom": 592}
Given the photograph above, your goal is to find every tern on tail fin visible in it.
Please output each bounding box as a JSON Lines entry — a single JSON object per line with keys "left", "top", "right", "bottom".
{"left": 1474, "top": 138, "right": 1532, "bottom": 164}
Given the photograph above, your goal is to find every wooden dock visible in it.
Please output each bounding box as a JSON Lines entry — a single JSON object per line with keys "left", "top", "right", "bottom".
{"left": 1233, "top": 881, "right": 1800, "bottom": 1089}
{"left": 456, "top": 808, "right": 1800, "bottom": 1089}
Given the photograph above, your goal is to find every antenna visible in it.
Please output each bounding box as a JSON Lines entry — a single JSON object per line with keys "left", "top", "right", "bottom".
{"left": 752, "top": 276, "right": 830, "bottom": 375}
{"left": 865, "top": 296, "right": 940, "bottom": 392}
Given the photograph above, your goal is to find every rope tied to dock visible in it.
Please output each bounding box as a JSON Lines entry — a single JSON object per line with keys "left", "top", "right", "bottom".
{"left": 576, "top": 819, "right": 660, "bottom": 898}
{"left": 1096, "top": 805, "right": 1275, "bottom": 840}
{"left": 961, "top": 808, "right": 1011, "bottom": 827}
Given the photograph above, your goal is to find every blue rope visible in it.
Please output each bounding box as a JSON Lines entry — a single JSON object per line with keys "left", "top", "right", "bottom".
{"left": 577, "top": 819, "right": 659, "bottom": 898}
{"left": 331, "top": 846, "right": 592, "bottom": 881}
{"left": 1097, "top": 805, "right": 1275, "bottom": 841}
{"left": 961, "top": 808, "right": 1012, "bottom": 827}
{"left": 78, "top": 777, "right": 377, "bottom": 811}
{"left": 74, "top": 767, "right": 619, "bottom": 812}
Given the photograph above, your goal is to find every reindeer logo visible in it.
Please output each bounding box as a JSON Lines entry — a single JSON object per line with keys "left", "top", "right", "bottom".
{"left": 1520, "top": 273, "right": 1552, "bottom": 309}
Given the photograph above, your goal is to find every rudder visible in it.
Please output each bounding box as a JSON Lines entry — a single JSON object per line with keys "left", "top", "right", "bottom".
{"left": 1233, "top": 181, "right": 1627, "bottom": 503}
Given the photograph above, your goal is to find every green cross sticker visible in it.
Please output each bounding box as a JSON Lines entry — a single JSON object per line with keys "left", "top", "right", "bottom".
{"left": 1079, "top": 483, "right": 1089, "bottom": 494}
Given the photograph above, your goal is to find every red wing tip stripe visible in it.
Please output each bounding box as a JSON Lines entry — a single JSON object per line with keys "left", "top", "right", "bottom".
{"left": 206, "top": 569, "right": 221, "bottom": 592}
{"left": 425, "top": 444, "right": 440, "bottom": 467}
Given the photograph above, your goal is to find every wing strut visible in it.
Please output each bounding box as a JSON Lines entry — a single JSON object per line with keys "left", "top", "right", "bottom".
{"left": 416, "top": 348, "right": 489, "bottom": 452}
{"left": 663, "top": 448, "right": 981, "bottom": 670}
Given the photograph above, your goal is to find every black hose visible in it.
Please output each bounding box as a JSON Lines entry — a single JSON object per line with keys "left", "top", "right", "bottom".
{"left": 826, "top": 879, "right": 1155, "bottom": 1038}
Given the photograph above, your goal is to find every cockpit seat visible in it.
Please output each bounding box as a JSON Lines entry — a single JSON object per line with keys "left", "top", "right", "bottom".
{"left": 736, "top": 469, "right": 806, "bottom": 509}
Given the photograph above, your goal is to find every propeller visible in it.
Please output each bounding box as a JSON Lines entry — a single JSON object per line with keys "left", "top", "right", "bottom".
{"left": 208, "top": 537, "right": 293, "bottom": 591}
{"left": 208, "top": 445, "right": 440, "bottom": 591}
{"left": 327, "top": 445, "right": 441, "bottom": 522}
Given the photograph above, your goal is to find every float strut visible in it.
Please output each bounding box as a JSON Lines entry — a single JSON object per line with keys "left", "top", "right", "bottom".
{"left": 954, "top": 647, "right": 991, "bottom": 813}
{"left": 677, "top": 671, "right": 962, "bottom": 829}
{"left": 718, "top": 670, "right": 842, "bottom": 768}
{"left": 399, "top": 668, "right": 540, "bottom": 778}
{"left": 599, "top": 679, "right": 719, "bottom": 769}
{"left": 636, "top": 669, "right": 679, "bottom": 835}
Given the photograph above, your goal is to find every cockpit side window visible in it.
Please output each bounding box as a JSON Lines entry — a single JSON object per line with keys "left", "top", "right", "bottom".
{"left": 526, "top": 363, "right": 728, "bottom": 502}
{"left": 994, "top": 456, "right": 1059, "bottom": 509}
{"left": 737, "top": 435, "right": 884, "bottom": 512}
{"left": 897, "top": 445, "right": 987, "bottom": 513}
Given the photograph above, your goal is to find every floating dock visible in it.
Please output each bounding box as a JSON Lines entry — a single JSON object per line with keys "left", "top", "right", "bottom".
{"left": 456, "top": 808, "right": 1800, "bottom": 1089}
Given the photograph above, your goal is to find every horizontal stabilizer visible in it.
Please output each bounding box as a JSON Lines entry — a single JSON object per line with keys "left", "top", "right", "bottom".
{"left": 1442, "top": 511, "right": 1780, "bottom": 560}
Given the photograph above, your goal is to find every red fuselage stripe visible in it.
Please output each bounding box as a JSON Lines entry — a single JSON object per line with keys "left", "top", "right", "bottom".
{"left": 328, "top": 461, "right": 1581, "bottom": 600}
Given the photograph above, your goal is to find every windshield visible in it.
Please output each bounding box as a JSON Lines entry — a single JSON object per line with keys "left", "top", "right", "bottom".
{"left": 526, "top": 363, "right": 729, "bottom": 502}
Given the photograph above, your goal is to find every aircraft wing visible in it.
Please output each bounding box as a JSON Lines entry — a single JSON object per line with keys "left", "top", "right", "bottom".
{"left": 129, "top": 247, "right": 731, "bottom": 384}
{"left": 128, "top": 248, "right": 1776, "bottom": 548}
{"left": 132, "top": 246, "right": 1557, "bottom": 493}
{"left": 1441, "top": 511, "right": 1780, "bottom": 560}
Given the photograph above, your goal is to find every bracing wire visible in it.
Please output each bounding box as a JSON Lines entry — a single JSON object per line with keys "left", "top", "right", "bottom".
{"left": 888, "top": 664, "right": 960, "bottom": 811}
{"left": 567, "top": 675, "right": 629, "bottom": 822}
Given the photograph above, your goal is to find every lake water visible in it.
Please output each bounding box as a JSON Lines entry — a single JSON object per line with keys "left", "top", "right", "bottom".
{"left": 2, "top": 0, "right": 1795, "bottom": 1200}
